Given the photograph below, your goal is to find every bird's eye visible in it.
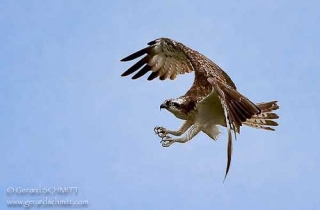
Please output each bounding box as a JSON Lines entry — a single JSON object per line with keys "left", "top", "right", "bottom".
{"left": 172, "top": 102, "right": 180, "bottom": 107}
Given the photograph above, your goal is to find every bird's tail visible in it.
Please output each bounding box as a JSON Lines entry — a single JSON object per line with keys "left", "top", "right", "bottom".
{"left": 243, "top": 101, "right": 279, "bottom": 131}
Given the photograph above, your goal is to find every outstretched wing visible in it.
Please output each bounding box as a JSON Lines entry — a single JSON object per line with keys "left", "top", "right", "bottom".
{"left": 121, "top": 38, "right": 194, "bottom": 80}
{"left": 121, "top": 38, "right": 236, "bottom": 90}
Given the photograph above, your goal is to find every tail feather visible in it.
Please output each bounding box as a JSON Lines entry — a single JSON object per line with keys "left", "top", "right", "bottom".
{"left": 243, "top": 101, "right": 279, "bottom": 131}
{"left": 251, "top": 112, "right": 279, "bottom": 120}
{"left": 242, "top": 121, "right": 276, "bottom": 131}
{"left": 256, "top": 101, "right": 279, "bottom": 112}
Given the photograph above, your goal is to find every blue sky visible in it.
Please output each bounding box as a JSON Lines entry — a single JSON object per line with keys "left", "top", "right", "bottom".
{"left": 1, "top": 0, "right": 320, "bottom": 209}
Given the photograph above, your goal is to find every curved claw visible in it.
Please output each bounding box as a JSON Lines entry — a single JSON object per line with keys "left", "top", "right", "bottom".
{"left": 154, "top": 126, "right": 167, "bottom": 138}
{"left": 160, "top": 136, "right": 174, "bottom": 147}
{"left": 158, "top": 133, "right": 166, "bottom": 138}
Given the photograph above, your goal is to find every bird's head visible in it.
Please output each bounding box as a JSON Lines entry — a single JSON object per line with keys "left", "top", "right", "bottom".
{"left": 160, "top": 97, "right": 194, "bottom": 120}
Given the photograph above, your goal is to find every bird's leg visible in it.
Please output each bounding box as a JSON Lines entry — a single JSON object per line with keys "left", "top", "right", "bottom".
{"left": 161, "top": 124, "right": 201, "bottom": 147}
{"left": 154, "top": 120, "right": 193, "bottom": 138}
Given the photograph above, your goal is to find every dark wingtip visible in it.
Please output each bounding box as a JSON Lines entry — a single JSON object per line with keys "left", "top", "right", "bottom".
{"left": 147, "top": 40, "right": 157, "bottom": 45}
{"left": 121, "top": 68, "right": 136, "bottom": 77}
{"left": 120, "top": 57, "right": 131, "bottom": 62}
{"left": 147, "top": 71, "right": 159, "bottom": 81}
{"left": 121, "top": 56, "right": 148, "bottom": 78}
{"left": 121, "top": 47, "right": 149, "bottom": 62}
{"left": 131, "top": 65, "right": 151, "bottom": 79}
{"left": 147, "top": 37, "right": 164, "bottom": 45}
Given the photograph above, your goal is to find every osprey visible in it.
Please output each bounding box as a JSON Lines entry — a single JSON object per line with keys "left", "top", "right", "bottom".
{"left": 121, "top": 38, "right": 279, "bottom": 179}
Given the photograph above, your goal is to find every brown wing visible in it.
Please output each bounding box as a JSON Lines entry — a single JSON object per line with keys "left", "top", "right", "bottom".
{"left": 207, "top": 77, "right": 261, "bottom": 180}
{"left": 121, "top": 38, "right": 194, "bottom": 80}
{"left": 121, "top": 38, "right": 237, "bottom": 90}
{"left": 208, "top": 77, "right": 261, "bottom": 133}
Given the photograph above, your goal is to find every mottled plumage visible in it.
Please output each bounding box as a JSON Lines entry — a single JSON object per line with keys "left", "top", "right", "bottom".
{"left": 121, "top": 38, "right": 279, "bottom": 180}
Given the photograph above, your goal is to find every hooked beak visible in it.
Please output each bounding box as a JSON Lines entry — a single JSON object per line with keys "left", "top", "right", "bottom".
{"left": 160, "top": 103, "right": 167, "bottom": 110}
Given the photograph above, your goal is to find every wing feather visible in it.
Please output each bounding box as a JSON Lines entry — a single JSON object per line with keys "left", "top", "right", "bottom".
{"left": 207, "top": 77, "right": 261, "bottom": 179}
{"left": 121, "top": 47, "right": 149, "bottom": 62}
{"left": 132, "top": 65, "right": 151, "bottom": 79}
{"left": 121, "top": 38, "right": 237, "bottom": 90}
{"left": 121, "top": 38, "right": 194, "bottom": 81}
{"left": 147, "top": 71, "right": 159, "bottom": 81}
{"left": 221, "top": 96, "right": 233, "bottom": 182}
{"left": 224, "top": 126, "right": 233, "bottom": 182}
{"left": 121, "top": 56, "right": 148, "bottom": 77}
{"left": 208, "top": 77, "right": 260, "bottom": 133}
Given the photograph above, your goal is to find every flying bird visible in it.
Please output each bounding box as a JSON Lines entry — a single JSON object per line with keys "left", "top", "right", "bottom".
{"left": 120, "top": 38, "right": 279, "bottom": 179}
